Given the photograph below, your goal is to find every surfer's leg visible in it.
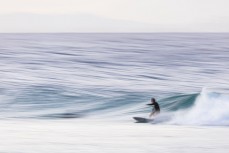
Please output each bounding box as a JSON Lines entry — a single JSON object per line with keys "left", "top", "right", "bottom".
{"left": 149, "top": 112, "right": 154, "bottom": 118}
{"left": 149, "top": 111, "right": 156, "bottom": 118}
{"left": 150, "top": 111, "right": 160, "bottom": 118}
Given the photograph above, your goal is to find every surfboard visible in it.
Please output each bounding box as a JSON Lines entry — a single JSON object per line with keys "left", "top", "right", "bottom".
{"left": 133, "top": 117, "right": 154, "bottom": 123}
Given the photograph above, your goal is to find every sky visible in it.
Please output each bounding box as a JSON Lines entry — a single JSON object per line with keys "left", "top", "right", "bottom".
{"left": 0, "top": 0, "right": 229, "bottom": 32}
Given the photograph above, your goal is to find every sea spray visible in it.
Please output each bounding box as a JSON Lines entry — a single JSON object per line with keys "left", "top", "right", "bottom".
{"left": 171, "top": 88, "right": 229, "bottom": 125}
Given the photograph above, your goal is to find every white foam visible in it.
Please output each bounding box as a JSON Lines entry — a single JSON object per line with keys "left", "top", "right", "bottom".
{"left": 171, "top": 88, "right": 229, "bottom": 125}
{"left": 0, "top": 119, "right": 229, "bottom": 153}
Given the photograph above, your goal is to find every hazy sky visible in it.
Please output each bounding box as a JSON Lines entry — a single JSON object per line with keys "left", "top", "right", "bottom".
{"left": 0, "top": 0, "right": 229, "bottom": 32}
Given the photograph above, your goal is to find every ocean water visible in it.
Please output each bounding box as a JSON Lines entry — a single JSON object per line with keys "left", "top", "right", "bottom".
{"left": 1, "top": 33, "right": 229, "bottom": 153}
{"left": 0, "top": 33, "right": 229, "bottom": 125}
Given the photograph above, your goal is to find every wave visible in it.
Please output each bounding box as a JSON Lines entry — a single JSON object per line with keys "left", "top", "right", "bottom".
{"left": 0, "top": 85, "right": 228, "bottom": 126}
{"left": 170, "top": 89, "right": 229, "bottom": 126}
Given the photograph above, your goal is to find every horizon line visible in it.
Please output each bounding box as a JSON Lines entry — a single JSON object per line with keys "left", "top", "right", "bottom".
{"left": 1, "top": 32, "right": 229, "bottom": 34}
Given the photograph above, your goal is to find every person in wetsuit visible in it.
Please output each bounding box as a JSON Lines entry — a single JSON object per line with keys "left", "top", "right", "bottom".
{"left": 147, "top": 98, "right": 160, "bottom": 118}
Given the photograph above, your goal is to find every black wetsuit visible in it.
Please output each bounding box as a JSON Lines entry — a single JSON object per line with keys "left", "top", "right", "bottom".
{"left": 147, "top": 102, "right": 160, "bottom": 112}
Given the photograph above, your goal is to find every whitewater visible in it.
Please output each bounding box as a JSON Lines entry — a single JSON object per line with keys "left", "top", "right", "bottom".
{"left": 0, "top": 33, "right": 229, "bottom": 152}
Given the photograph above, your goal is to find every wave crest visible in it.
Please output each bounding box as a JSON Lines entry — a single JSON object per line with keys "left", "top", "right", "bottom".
{"left": 170, "top": 89, "right": 229, "bottom": 126}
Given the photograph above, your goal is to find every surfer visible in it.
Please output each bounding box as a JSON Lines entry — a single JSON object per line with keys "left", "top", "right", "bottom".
{"left": 147, "top": 98, "right": 160, "bottom": 118}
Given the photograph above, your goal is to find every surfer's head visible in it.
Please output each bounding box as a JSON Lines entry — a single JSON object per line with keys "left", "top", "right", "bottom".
{"left": 151, "top": 98, "right": 156, "bottom": 103}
